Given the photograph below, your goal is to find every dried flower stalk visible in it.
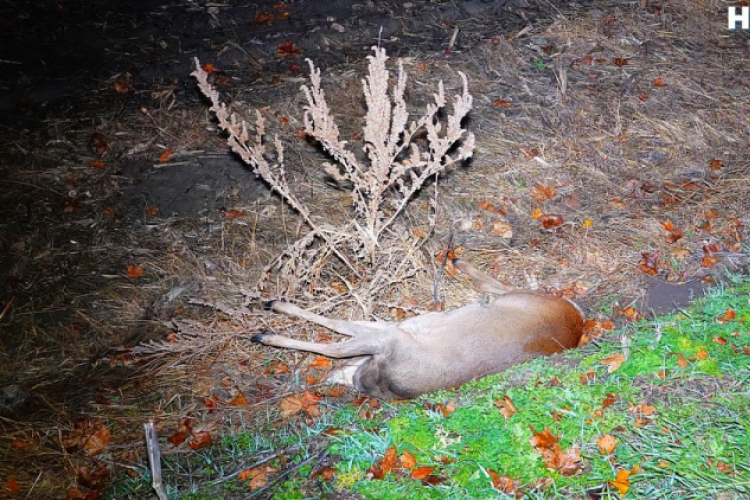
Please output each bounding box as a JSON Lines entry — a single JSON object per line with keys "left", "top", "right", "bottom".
{"left": 192, "top": 46, "right": 473, "bottom": 291}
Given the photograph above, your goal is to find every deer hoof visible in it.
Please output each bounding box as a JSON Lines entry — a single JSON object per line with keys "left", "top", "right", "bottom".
{"left": 262, "top": 300, "right": 276, "bottom": 311}
{"left": 251, "top": 331, "right": 271, "bottom": 343}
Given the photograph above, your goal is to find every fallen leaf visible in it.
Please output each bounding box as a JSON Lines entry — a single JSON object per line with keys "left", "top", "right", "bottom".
{"left": 717, "top": 308, "right": 736, "bottom": 323}
{"left": 529, "top": 427, "right": 559, "bottom": 450}
{"left": 277, "top": 41, "right": 301, "bottom": 58}
{"left": 628, "top": 403, "right": 655, "bottom": 416}
{"left": 597, "top": 434, "right": 618, "bottom": 455}
{"left": 279, "top": 390, "right": 322, "bottom": 418}
{"left": 701, "top": 242, "right": 721, "bottom": 268}
{"left": 309, "top": 356, "right": 332, "bottom": 369}
{"left": 66, "top": 487, "right": 96, "bottom": 500}
{"left": 609, "top": 468, "right": 631, "bottom": 496}
{"left": 326, "top": 385, "right": 345, "bottom": 397}
{"left": 434, "top": 248, "right": 460, "bottom": 276}
{"left": 495, "top": 395, "right": 518, "bottom": 420}
{"left": 672, "top": 246, "right": 690, "bottom": 259}
{"left": 661, "top": 221, "right": 683, "bottom": 243}
{"left": 695, "top": 348, "right": 708, "bottom": 360}
{"left": 254, "top": 12, "right": 275, "bottom": 25}
{"left": 83, "top": 423, "right": 111, "bottom": 456}
{"left": 113, "top": 73, "right": 133, "bottom": 94}
{"left": 639, "top": 252, "right": 660, "bottom": 275}
{"left": 488, "top": 470, "right": 520, "bottom": 496}
{"left": 583, "top": 319, "right": 614, "bottom": 338}
{"left": 553, "top": 446, "right": 582, "bottom": 476}
{"left": 713, "top": 460, "right": 733, "bottom": 474}
{"left": 88, "top": 160, "right": 105, "bottom": 169}
{"left": 653, "top": 77, "right": 666, "bottom": 87}
{"left": 223, "top": 209, "right": 246, "bottom": 219}
{"left": 580, "top": 369, "right": 596, "bottom": 384}
{"left": 227, "top": 391, "right": 249, "bottom": 406}
{"left": 620, "top": 306, "right": 643, "bottom": 322}
{"left": 424, "top": 401, "right": 455, "bottom": 417}
{"left": 491, "top": 220, "right": 513, "bottom": 239}
{"left": 493, "top": 99, "right": 512, "bottom": 108}
{"left": 201, "top": 63, "right": 217, "bottom": 73}
{"left": 159, "top": 148, "right": 172, "bottom": 163}
{"left": 712, "top": 335, "right": 727, "bottom": 346}
{"left": 205, "top": 396, "right": 220, "bottom": 411}
{"left": 127, "top": 265, "right": 143, "bottom": 278}
{"left": 369, "top": 447, "right": 398, "bottom": 479}
{"left": 676, "top": 353, "right": 689, "bottom": 368}
{"left": 582, "top": 218, "right": 593, "bottom": 228}
{"left": 601, "top": 353, "right": 626, "bottom": 373}
{"left": 531, "top": 183, "right": 556, "bottom": 202}
{"left": 168, "top": 431, "right": 187, "bottom": 446}
{"left": 239, "top": 466, "right": 277, "bottom": 490}
{"left": 709, "top": 158, "right": 723, "bottom": 170}
{"left": 356, "top": 397, "right": 381, "bottom": 419}
{"left": 264, "top": 360, "right": 291, "bottom": 374}
{"left": 541, "top": 215, "right": 564, "bottom": 230}
{"left": 531, "top": 206, "right": 543, "bottom": 219}
{"left": 5, "top": 477, "right": 20, "bottom": 494}
{"left": 311, "top": 466, "right": 336, "bottom": 480}
{"left": 612, "top": 58, "right": 628, "bottom": 66}
{"left": 144, "top": 206, "right": 158, "bottom": 215}
{"left": 89, "top": 132, "right": 108, "bottom": 156}
{"left": 76, "top": 465, "right": 109, "bottom": 490}
{"left": 529, "top": 427, "right": 581, "bottom": 475}
{"left": 400, "top": 450, "right": 417, "bottom": 470}
{"left": 188, "top": 431, "right": 213, "bottom": 450}
{"left": 410, "top": 466, "right": 435, "bottom": 480}
{"left": 601, "top": 393, "right": 618, "bottom": 409}
{"left": 11, "top": 439, "right": 28, "bottom": 451}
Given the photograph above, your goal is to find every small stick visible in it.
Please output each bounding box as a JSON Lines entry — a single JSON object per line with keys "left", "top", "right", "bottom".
{"left": 433, "top": 231, "right": 454, "bottom": 311}
{"left": 143, "top": 420, "right": 168, "bottom": 500}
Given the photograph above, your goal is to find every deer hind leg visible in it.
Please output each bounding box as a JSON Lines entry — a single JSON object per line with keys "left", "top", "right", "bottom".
{"left": 266, "top": 301, "right": 394, "bottom": 337}
{"left": 251, "top": 331, "right": 386, "bottom": 358}
{"left": 453, "top": 259, "right": 513, "bottom": 295}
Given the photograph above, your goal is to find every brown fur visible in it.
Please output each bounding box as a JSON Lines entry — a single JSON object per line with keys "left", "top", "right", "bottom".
{"left": 254, "top": 260, "right": 584, "bottom": 400}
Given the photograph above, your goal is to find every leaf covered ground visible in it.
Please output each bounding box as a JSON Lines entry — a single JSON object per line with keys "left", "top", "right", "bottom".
{"left": 2, "top": 0, "right": 750, "bottom": 498}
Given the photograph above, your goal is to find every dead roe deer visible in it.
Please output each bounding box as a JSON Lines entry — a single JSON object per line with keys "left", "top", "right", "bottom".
{"left": 252, "top": 259, "right": 584, "bottom": 400}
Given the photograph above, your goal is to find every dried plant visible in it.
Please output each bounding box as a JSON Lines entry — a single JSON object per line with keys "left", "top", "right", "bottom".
{"left": 192, "top": 47, "right": 474, "bottom": 299}
{"left": 302, "top": 47, "right": 474, "bottom": 258}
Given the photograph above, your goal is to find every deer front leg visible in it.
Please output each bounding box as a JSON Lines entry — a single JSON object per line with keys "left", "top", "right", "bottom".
{"left": 252, "top": 331, "right": 387, "bottom": 358}
{"left": 266, "top": 301, "right": 394, "bottom": 337}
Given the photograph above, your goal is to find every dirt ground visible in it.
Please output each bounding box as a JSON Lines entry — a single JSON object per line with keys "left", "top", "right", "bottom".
{"left": 1, "top": 0, "right": 748, "bottom": 498}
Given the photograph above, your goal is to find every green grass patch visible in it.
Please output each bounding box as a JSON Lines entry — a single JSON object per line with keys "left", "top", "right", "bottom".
{"left": 305, "top": 277, "right": 750, "bottom": 499}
